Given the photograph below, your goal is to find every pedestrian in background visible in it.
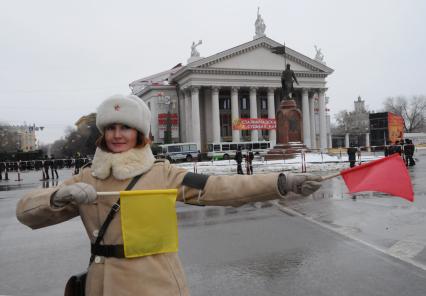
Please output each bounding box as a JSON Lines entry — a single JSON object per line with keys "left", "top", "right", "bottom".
{"left": 404, "top": 139, "right": 416, "bottom": 166}
{"left": 394, "top": 141, "right": 402, "bottom": 156}
{"left": 235, "top": 146, "right": 244, "bottom": 174}
{"left": 74, "top": 154, "right": 82, "bottom": 175}
{"left": 347, "top": 145, "right": 357, "bottom": 168}
{"left": 16, "top": 94, "right": 322, "bottom": 295}
{"left": 42, "top": 156, "right": 50, "bottom": 180}
{"left": 384, "top": 145, "right": 389, "bottom": 157}
{"left": 0, "top": 161, "right": 5, "bottom": 180}
{"left": 50, "top": 155, "right": 59, "bottom": 179}
{"left": 245, "top": 148, "right": 254, "bottom": 175}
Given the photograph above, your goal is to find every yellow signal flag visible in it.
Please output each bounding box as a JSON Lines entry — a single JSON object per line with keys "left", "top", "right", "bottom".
{"left": 120, "top": 189, "right": 178, "bottom": 258}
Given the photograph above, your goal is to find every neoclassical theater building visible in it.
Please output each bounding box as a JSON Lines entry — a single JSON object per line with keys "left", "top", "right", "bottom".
{"left": 130, "top": 16, "right": 334, "bottom": 152}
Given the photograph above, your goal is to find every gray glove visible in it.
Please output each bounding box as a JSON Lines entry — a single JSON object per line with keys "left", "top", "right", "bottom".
{"left": 51, "top": 182, "right": 97, "bottom": 207}
{"left": 278, "top": 173, "right": 322, "bottom": 196}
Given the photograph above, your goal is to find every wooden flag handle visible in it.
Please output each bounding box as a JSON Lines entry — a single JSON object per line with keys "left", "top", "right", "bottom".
{"left": 321, "top": 172, "right": 341, "bottom": 181}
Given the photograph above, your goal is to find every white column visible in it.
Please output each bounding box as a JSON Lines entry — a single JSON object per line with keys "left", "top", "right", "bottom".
{"left": 231, "top": 87, "right": 240, "bottom": 142}
{"left": 191, "top": 87, "right": 201, "bottom": 149}
{"left": 179, "top": 93, "right": 186, "bottom": 142}
{"left": 365, "top": 133, "right": 371, "bottom": 152}
{"left": 302, "top": 88, "right": 311, "bottom": 148}
{"left": 318, "top": 90, "right": 327, "bottom": 151}
{"left": 249, "top": 87, "right": 258, "bottom": 141}
{"left": 345, "top": 133, "right": 350, "bottom": 148}
{"left": 267, "top": 87, "right": 276, "bottom": 146}
{"left": 211, "top": 87, "right": 221, "bottom": 143}
{"left": 150, "top": 99, "right": 158, "bottom": 142}
{"left": 309, "top": 94, "right": 316, "bottom": 149}
{"left": 184, "top": 90, "right": 192, "bottom": 142}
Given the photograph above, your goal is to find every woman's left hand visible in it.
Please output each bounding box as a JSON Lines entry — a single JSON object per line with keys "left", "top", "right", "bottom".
{"left": 278, "top": 173, "right": 322, "bottom": 196}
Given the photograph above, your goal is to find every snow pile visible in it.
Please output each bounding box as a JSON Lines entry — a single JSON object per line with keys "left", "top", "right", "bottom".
{"left": 175, "top": 152, "right": 383, "bottom": 175}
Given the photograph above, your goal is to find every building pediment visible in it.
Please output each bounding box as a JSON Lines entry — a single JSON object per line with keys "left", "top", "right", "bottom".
{"left": 172, "top": 36, "right": 333, "bottom": 82}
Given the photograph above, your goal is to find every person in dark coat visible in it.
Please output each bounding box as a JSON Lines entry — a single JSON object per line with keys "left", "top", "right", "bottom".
{"left": 50, "top": 156, "right": 59, "bottom": 179}
{"left": 235, "top": 146, "right": 244, "bottom": 175}
{"left": 384, "top": 145, "right": 389, "bottom": 157}
{"left": 0, "top": 162, "right": 4, "bottom": 179}
{"left": 0, "top": 161, "right": 5, "bottom": 180}
{"left": 388, "top": 144, "right": 395, "bottom": 155}
{"left": 42, "top": 157, "right": 51, "bottom": 180}
{"left": 245, "top": 149, "right": 254, "bottom": 175}
{"left": 404, "top": 139, "right": 416, "bottom": 166}
{"left": 394, "top": 141, "right": 402, "bottom": 156}
{"left": 347, "top": 145, "right": 358, "bottom": 168}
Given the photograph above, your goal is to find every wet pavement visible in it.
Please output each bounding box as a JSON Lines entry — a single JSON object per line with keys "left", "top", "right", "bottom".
{"left": 1, "top": 153, "right": 426, "bottom": 295}
{"left": 282, "top": 148, "right": 426, "bottom": 269}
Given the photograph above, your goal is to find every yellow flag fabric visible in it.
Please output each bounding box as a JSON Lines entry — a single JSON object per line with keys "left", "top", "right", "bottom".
{"left": 120, "top": 189, "right": 178, "bottom": 258}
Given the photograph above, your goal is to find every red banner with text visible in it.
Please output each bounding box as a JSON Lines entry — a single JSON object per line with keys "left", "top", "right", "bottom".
{"left": 232, "top": 118, "right": 276, "bottom": 130}
{"left": 158, "top": 113, "right": 179, "bottom": 125}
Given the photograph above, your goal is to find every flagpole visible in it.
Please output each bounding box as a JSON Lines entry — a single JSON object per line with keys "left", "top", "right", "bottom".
{"left": 321, "top": 172, "right": 341, "bottom": 181}
{"left": 283, "top": 42, "right": 286, "bottom": 67}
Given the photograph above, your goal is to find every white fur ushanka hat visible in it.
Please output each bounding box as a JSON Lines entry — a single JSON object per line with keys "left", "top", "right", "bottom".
{"left": 96, "top": 94, "right": 151, "bottom": 136}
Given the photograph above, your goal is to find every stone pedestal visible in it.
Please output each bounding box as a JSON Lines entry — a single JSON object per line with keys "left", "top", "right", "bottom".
{"left": 266, "top": 99, "right": 307, "bottom": 160}
{"left": 276, "top": 100, "right": 302, "bottom": 144}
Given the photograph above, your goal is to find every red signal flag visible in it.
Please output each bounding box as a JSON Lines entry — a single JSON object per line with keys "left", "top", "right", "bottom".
{"left": 340, "top": 154, "right": 414, "bottom": 202}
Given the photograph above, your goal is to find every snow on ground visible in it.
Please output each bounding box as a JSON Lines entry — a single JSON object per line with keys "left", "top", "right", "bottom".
{"left": 174, "top": 152, "right": 384, "bottom": 175}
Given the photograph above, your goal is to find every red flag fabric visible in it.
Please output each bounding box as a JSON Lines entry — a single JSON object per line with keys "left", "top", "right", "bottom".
{"left": 340, "top": 154, "right": 414, "bottom": 202}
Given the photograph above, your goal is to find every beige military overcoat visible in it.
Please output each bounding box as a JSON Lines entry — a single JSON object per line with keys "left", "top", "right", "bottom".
{"left": 16, "top": 147, "right": 284, "bottom": 296}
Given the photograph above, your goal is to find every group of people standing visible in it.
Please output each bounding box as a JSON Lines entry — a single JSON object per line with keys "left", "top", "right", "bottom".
{"left": 347, "top": 138, "right": 416, "bottom": 169}
{"left": 235, "top": 147, "right": 255, "bottom": 175}
{"left": 384, "top": 139, "right": 416, "bottom": 167}
{"left": 0, "top": 155, "right": 90, "bottom": 182}
{"left": 41, "top": 156, "right": 59, "bottom": 180}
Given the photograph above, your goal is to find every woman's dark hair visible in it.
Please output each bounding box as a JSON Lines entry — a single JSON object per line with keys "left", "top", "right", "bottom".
{"left": 95, "top": 130, "right": 151, "bottom": 152}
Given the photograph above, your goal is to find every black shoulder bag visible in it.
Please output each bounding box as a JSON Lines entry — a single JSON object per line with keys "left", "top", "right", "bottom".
{"left": 64, "top": 174, "right": 143, "bottom": 296}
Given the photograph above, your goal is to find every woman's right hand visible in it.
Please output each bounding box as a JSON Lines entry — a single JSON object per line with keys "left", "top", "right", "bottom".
{"left": 51, "top": 182, "right": 97, "bottom": 207}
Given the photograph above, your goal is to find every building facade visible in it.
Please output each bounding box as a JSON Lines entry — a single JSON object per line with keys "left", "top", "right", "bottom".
{"left": 0, "top": 124, "right": 38, "bottom": 152}
{"left": 131, "top": 36, "right": 333, "bottom": 152}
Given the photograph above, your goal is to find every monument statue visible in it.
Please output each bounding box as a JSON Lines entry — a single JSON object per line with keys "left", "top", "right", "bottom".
{"left": 314, "top": 45, "right": 325, "bottom": 64}
{"left": 254, "top": 7, "right": 266, "bottom": 38}
{"left": 190, "top": 40, "right": 202, "bottom": 57}
{"left": 281, "top": 64, "right": 299, "bottom": 100}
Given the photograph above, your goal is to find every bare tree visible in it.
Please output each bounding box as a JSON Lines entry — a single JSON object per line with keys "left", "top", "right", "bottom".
{"left": 383, "top": 95, "right": 426, "bottom": 132}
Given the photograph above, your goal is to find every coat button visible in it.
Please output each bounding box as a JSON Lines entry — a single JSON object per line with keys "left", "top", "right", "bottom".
{"left": 93, "top": 230, "right": 99, "bottom": 237}
{"left": 94, "top": 256, "right": 101, "bottom": 264}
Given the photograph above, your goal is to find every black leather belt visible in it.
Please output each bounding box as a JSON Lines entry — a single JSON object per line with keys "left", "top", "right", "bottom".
{"left": 91, "top": 244, "right": 125, "bottom": 258}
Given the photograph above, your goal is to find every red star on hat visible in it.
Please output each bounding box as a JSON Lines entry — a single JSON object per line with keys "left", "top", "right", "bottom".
{"left": 114, "top": 104, "right": 120, "bottom": 111}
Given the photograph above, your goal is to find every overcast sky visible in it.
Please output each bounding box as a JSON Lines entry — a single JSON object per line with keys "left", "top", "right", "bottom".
{"left": 1, "top": 0, "right": 425, "bottom": 144}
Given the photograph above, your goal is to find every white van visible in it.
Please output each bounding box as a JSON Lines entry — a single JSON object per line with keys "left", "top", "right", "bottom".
{"left": 207, "top": 141, "right": 271, "bottom": 160}
{"left": 158, "top": 143, "right": 199, "bottom": 162}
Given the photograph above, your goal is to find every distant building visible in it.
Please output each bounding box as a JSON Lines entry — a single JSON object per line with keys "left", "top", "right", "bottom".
{"left": 0, "top": 124, "right": 38, "bottom": 152}
{"left": 75, "top": 113, "right": 96, "bottom": 129}
{"left": 130, "top": 13, "right": 334, "bottom": 151}
{"left": 75, "top": 113, "right": 97, "bottom": 137}
{"left": 369, "top": 112, "right": 404, "bottom": 146}
{"left": 332, "top": 96, "right": 370, "bottom": 148}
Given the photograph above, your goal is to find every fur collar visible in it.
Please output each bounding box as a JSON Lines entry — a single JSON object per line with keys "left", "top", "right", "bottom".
{"left": 91, "top": 145, "right": 155, "bottom": 180}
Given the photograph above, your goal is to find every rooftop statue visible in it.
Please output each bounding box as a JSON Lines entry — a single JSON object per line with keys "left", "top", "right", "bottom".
{"left": 254, "top": 7, "right": 266, "bottom": 38}
{"left": 314, "top": 45, "right": 326, "bottom": 64}
{"left": 190, "top": 40, "right": 202, "bottom": 57}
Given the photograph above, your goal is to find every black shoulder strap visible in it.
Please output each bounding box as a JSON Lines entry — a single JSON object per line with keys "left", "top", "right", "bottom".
{"left": 90, "top": 173, "right": 143, "bottom": 262}
{"left": 81, "top": 162, "right": 92, "bottom": 169}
